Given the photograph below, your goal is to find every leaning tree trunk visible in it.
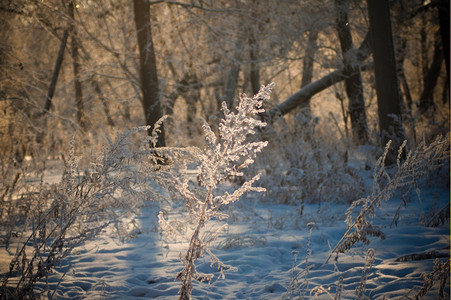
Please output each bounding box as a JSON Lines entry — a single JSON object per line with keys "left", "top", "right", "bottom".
{"left": 267, "top": 31, "right": 372, "bottom": 119}
{"left": 335, "top": 0, "right": 369, "bottom": 144}
{"left": 43, "top": 29, "right": 69, "bottom": 114}
{"left": 133, "top": 0, "right": 165, "bottom": 147}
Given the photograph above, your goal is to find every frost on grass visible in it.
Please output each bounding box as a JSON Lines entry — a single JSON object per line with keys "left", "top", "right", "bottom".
{"left": 158, "top": 83, "right": 273, "bottom": 300}
{"left": 0, "top": 128, "right": 154, "bottom": 299}
{"left": 327, "top": 135, "right": 450, "bottom": 263}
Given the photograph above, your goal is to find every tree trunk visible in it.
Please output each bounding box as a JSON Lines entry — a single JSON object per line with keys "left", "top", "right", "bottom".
{"left": 438, "top": 0, "right": 449, "bottom": 81}
{"left": 68, "top": 1, "right": 86, "bottom": 130}
{"left": 249, "top": 35, "right": 260, "bottom": 95}
{"left": 397, "top": 38, "right": 413, "bottom": 110}
{"left": 367, "top": 0, "right": 406, "bottom": 161}
{"left": 420, "top": 13, "right": 428, "bottom": 80}
{"left": 419, "top": 32, "right": 444, "bottom": 114}
{"left": 133, "top": 0, "right": 165, "bottom": 147}
{"left": 267, "top": 31, "right": 372, "bottom": 119}
{"left": 92, "top": 80, "right": 115, "bottom": 127}
{"left": 219, "top": 40, "right": 242, "bottom": 110}
{"left": 269, "top": 69, "right": 346, "bottom": 118}
{"left": 301, "top": 28, "right": 318, "bottom": 90}
{"left": 438, "top": 0, "right": 449, "bottom": 103}
{"left": 299, "top": 26, "right": 319, "bottom": 119}
{"left": 335, "top": 0, "right": 368, "bottom": 144}
{"left": 296, "top": 27, "right": 319, "bottom": 148}
{"left": 78, "top": 40, "right": 115, "bottom": 127}
{"left": 44, "top": 29, "right": 69, "bottom": 113}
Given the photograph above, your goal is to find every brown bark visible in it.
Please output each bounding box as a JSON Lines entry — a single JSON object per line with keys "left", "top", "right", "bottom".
{"left": 220, "top": 40, "right": 242, "bottom": 110}
{"left": 133, "top": 0, "right": 165, "bottom": 147}
{"left": 438, "top": 0, "right": 449, "bottom": 77}
{"left": 300, "top": 28, "right": 318, "bottom": 90}
{"left": 267, "top": 31, "right": 372, "bottom": 119}
{"left": 68, "top": 1, "right": 86, "bottom": 130}
{"left": 249, "top": 35, "right": 260, "bottom": 96}
{"left": 419, "top": 33, "right": 444, "bottom": 114}
{"left": 367, "top": 0, "right": 406, "bottom": 161}
{"left": 43, "top": 29, "right": 69, "bottom": 113}
{"left": 298, "top": 26, "right": 319, "bottom": 119}
{"left": 335, "top": 0, "right": 369, "bottom": 144}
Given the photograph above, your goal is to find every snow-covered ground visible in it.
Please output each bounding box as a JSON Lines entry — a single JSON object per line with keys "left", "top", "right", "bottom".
{"left": 0, "top": 147, "right": 449, "bottom": 300}
{"left": 17, "top": 180, "right": 448, "bottom": 299}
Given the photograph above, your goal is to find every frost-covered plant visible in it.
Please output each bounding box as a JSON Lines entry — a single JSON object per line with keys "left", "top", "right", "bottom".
{"left": 0, "top": 127, "right": 155, "bottom": 299}
{"left": 257, "top": 110, "right": 366, "bottom": 207}
{"left": 158, "top": 83, "right": 273, "bottom": 300}
{"left": 413, "top": 258, "right": 450, "bottom": 300}
{"left": 355, "top": 248, "right": 375, "bottom": 300}
{"left": 326, "top": 135, "right": 450, "bottom": 263}
{"left": 286, "top": 222, "right": 315, "bottom": 300}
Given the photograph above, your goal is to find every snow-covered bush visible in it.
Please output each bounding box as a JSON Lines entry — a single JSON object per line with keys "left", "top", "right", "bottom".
{"left": 413, "top": 258, "right": 450, "bottom": 299}
{"left": 0, "top": 127, "right": 157, "bottom": 299}
{"left": 158, "top": 84, "right": 273, "bottom": 299}
{"left": 327, "top": 135, "right": 450, "bottom": 263}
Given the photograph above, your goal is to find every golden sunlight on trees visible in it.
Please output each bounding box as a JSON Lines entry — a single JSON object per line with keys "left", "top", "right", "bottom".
{"left": 0, "top": 0, "right": 448, "bottom": 157}
{"left": 133, "top": 0, "right": 165, "bottom": 147}
{"left": 0, "top": 1, "right": 449, "bottom": 298}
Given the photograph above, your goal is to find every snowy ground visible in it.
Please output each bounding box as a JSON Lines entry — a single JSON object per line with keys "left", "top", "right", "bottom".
{"left": 13, "top": 182, "right": 447, "bottom": 299}
{"left": 0, "top": 157, "right": 449, "bottom": 299}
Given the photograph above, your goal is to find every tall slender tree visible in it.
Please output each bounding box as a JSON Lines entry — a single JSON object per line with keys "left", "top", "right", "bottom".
{"left": 133, "top": 0, "right": 165, "bottom": 147}
{"left": 367, "top": 0, "right": 406, "bottom": 161}
{"left": 419, "top": 32, "right": 444, "bottom": 114}
{"left": 335, "top": 0, "right": 369, "bottom": 144}
{"left": 68, "top": 0, "right": 86, "bottom": 130}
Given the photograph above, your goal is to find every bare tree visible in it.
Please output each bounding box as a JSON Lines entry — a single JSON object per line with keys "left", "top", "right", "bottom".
{"left": 334, "top": 0, "right": 369, "bottom": 144}
{"left": 268, "top": 32, "right": 372, "bottom": 119}
{"left": 133, "top": 0, "right": 165, "bottom": 147}
{"left": 419, "top": 31, "right": 444, "bottom": 114}
{"left": 437, "top": 0, "right": 449, "bottom": 84}
{"left": 43, "top": 29, "right": 69, "bottom": 114}
{"left": 68, "top": 0, "right": 86, "bottom": 130}
{"left": 367, "top": 0, "right": 406, "bottom": 162}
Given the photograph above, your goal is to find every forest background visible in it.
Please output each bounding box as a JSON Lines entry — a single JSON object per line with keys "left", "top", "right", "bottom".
{"left": 1, "top": 0, "right": 449, "bottom": 159}
{"left": 0, "top": 0, "right": 449, "bottom": 298}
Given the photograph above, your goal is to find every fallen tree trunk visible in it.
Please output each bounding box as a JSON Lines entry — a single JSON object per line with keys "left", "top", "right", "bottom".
{"left": 268, "top": 32, "right": 372, "bottom": 120}
{"left": 269, "top": 69, "right": 346, "bottom": 118}
{"left": 268, "top": 63, "right": 372, "bottom": 119}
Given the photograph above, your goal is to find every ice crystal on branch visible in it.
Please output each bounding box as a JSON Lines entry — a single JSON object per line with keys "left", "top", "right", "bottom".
{"left": 158, "top": 83, "right": 274, "bottom": 300}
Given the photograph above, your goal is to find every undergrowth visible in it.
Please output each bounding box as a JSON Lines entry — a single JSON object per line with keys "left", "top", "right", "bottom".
{"left": 0, "top": 82, "right": 448, "bottom": 299}
{"left": 0, "top": 126, "right": 163, "bottom": 299}
{"left": 158, "top": 83, "right": 273, "bottom": 300}
{"left": 285, "top": 134, "right": 449, "bottom": 299}
{"left": 327, "top": 135, "right": 450, "bottom": 263}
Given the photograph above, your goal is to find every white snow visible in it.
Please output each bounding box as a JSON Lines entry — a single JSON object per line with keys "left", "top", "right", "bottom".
{"left": 7, "top": 180, "right": 446, "bottom": 299}
{"left": 1, "top": 138, "right": 449, "bottom": 300}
